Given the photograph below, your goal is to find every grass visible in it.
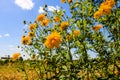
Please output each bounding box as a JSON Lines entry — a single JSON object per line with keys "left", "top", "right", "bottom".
{"left": 0, "top": 60, "right": 120, "bottom": 80}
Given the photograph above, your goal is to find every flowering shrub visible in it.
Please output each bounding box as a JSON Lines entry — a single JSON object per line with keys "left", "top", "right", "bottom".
{"left": 20, "top": 0, "right": 120, "bottom": 79}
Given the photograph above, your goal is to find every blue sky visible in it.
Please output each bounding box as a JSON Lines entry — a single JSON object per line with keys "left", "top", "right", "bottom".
{"left": 0, "top": 0, "right": 70, "bottom": 58}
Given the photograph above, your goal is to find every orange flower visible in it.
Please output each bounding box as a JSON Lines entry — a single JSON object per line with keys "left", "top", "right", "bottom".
{"left": 93, "top": 25, "right": 102, "bottom": 31}
{"left": 54, "top": 16, "right": 61, "bottom": 22}
{"left": 29, "top": 23, "right": 37, "bottom": 31}
{"left": 74, "top": 30, "right": 80, "bottom": 36}
{"left": 60, "top": 21, "right": 69, "bottom": 31}
{"left": 41, "top": 19, "right": 49, "bottom": 26}
{"left": 68, "top": 0, "right": 72, "bottom": 3}
{"left": 12, "top": 52, "right": 21, "bottom": 59}
{"left": 36, "top": 14, "right": 46, "bottom": 22}
{"left": 94, "top": 11, "right": 102, "bottom": 19}
{"left": 28, "top": 32, "right": 35, "bottom": 38}
{"left": 45, "top": 31, "right": 62, "bottom": 49}
{"left": 21, "top": 36, "right": 31, "bottom": 45}
{"left": 61, "top": 0, "right": 66, "bottom": 3}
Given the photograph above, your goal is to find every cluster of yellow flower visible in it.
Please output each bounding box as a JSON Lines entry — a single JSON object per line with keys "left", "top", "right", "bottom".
{"left": 21, "top": 23, "right": 37, "bottom": 45}
{"left": 21, "top": 12, "right": 81, "bottom": 49}
{"left": 94, "top": 0, "right": 115, "bottom": 19}
{"left": 61, "top": 0, "right": 72, "bottom": 3}
{"left": 36, "top": 14, "right": 49, "bottom": 27}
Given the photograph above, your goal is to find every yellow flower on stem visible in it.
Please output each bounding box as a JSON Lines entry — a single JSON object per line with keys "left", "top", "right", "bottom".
{"left": 114, "top": 70, "right": 119, "bottom": 76}
{"left": 45, "top": 31, "right": 62, "bottom": 49}
{"left": 36, "top": 14, "right": 46, "bottom": 22}
{"left": 31, "top": 54, "right": 36, "bottom": 60}
{"left": 99, "top": 5, "right": 112, "bottom": 15}
{"left": 29, "top": 23, "right": 37, "bottom": 31}
{"left": 12, "top": 52, "right": 21, "bottom": 60}
{"left": 28, "top": 32, "right": 35, "bottom": 38}
{"left": 66, "top": 35, "right": 72, "bottom": 42}
{"left": 60, "top": 21, "right": 69, "bottom": 31}
{"left": 93, "top": 24, "right": 102, "bottom": 31}
{"left": 54, "top": 16, "right": 61, "bottom": 22}
{"left": 41, "top": 19, "right": 49, "bottom": 27}
{"left": 21, "top": 36, "right": 31, "bottom": 45}
{"left": 106, "top": 0, "right": 115, "bottom": 8}
{"left": 94, "top": 11, "right": 102, "bottom": 19}
{"left": 68, "top": 0, "right": 72, "bottom": 3}
{"left": 61, "top": 0, "right": 66, "bottom": 3}
{"left": 74, "top": 30, "right": 80, "bottom": 36}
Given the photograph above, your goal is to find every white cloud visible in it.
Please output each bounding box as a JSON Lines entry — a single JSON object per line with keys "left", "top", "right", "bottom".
{"left": 48, "top": 5, "right": 60, "bottom": 12}
{"left": 0, "top": 35, "right": 2, "bottom": 38}
{"left": 15, "top": 0, "right": 34, "bottom": 10}
{"left": 38, "top": 6, "right": 46, "bottom": 13}
{"left": 38, "top": 5, "right": 60, "bottom": 13}
{"left": 4, "top": 33, "right": 10, "bottom": 37}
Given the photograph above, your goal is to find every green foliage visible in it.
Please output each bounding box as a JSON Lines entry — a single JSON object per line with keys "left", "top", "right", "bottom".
{"left": 20, "top": 0, "right": 120, "bottom": 79}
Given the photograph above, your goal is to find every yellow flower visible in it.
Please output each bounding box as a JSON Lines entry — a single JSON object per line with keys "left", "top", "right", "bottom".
{"left": 66, "top": 35, "right": 71, "bottom": 42}
{"left": 74, "top": 30, "right": 80, "bottom": 36}
{"left": 54, "top": 16, "right": 61, "bottom": 22}
{"left": 31, "top": 54, "right": 36, "bottom": 60}
{"left": 21, "top": 36, "right": 31, "bottom": 45}
{"left": 45, "top": 32, "right": 62, "bottom": 49}
{"left": 61, "top": 0, "right": 66, "bottom": 3}
{"left": 68, "top": 0, "right": 72, "bottom": 3}
{"left": 12, "top": 52, "right": 21, "bottom": 60}
{"left": 29, "top": 23, "right": 37, "bottom": 31}
{"left": 100, "top": 2, "right": 109, "bottom": 9}
{"left": 106, "top": 0, "right": 115, "bottom": 8}
{"left": 93, "top": 25, "right": 102, "bottom": 31}
{"left": 28, "top": 32, "right": 35, "bottom": 38}
{"left": 41, "top": 19, "right": 49, "bottom": 27}
{"left": 60, "top": 21, "right": 69, "bottom": 31}
{"left": 36, "top": 14, "right": 46, "bottom": 22}
{"left": 99, "top": 5, "right": 112, "bottom": 15}
{"left": 94, "top": 11, "right": 102, "bottom": 19}
{"left": 114, "top": 70, "right": 119, "bottom": 76}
